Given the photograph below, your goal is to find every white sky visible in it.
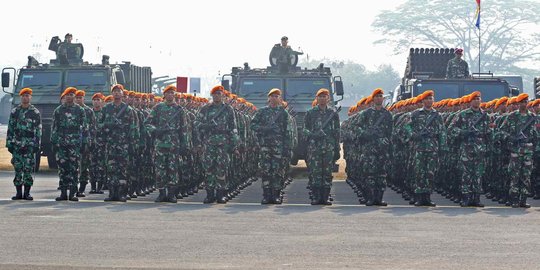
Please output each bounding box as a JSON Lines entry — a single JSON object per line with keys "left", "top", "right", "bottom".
{"left": 2, "top": 0, "right": 409, "bottom": 93}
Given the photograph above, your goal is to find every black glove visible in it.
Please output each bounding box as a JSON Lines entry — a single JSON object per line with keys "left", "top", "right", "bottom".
{"left": 8, "top": 147, "right": 14, "bottom": 154}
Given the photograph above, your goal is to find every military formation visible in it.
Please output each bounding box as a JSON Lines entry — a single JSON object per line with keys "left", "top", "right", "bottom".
{"left": 344, "top": 89, "right": 540, "bottom": 208}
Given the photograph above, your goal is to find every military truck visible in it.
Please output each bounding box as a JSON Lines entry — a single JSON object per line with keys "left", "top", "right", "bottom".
{"left": 1, "top": 36, "right": 152, "bottom": 170}
{"left": 221, "top": 49, "right": 344, "bottom": 165}
{"left": 392, "top": 48, "right": 519, "bottom": 103}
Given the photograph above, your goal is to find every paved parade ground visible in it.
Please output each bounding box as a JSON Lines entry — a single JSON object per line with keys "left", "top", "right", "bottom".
{"left": 1, "top": 171, "right": 540, "bottom": 269}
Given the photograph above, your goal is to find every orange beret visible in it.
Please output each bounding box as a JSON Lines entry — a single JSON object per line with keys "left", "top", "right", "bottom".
{"left": 210, "top": 85, "right": 225, "bottom": 95}
{"left": 495, "top": 97, "right": 508, "bottom": 108}
{"left": 163, "top": 85, "right": 177, "bottom": 94}
{"left": 416, "top": 90, "right": 434, "bottom": 102}
{"left": 312, "top": 99, "right": 318, "bottom": 107}
{"left": 507, "top": 97, "right": 517, "bottom": 105}
{"left": 127, "top": 91, "right": 136, "bottom": 97}
{"left": 111, "top": 84, "right": 124, "bottom": 92}
{"left": 371, "top": 88, "right": 384, "bottom": 97}
{"left": 61, "top": 87, "right": 77, "bottom": 98}
{"left": 104, "top": 95, "right": 114, "bottom": 102}
{"left": 316, "top": 88, "right": 330, "bottom": 97}
{"left": 533, "top": 99, "right": 540, "bottom": 107}
{"left": 237, "top": 98, "right": 246, "bottom": 103}
{"left": 75, "top": 90, "right": 86, "bottom": 97}
{"left": 357, "top": 97, "right": 367, "bottom": 106}
{"left": 92, "top": 93, "right": 104, "bottom": 100}
{"left": 469, "top": 91, "right": 481, "bottom": 101}
{"left": 365, "top": 95, "right": 373, "bottom": 104}
{"left": 268, "top": 88, "right": 282, "bottom": 96}
{"left": 515, "top": 93, "right": 529, "bottom": 103}
{"left": 19, "top": 88, "right": 32, "bottom": 96}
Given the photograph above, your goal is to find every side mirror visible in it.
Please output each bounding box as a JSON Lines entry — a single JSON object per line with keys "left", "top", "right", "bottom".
{"left": 333, "top": 76, "right": 344, "bottom": 96}
{"left": 115, "top": 70, "right": 126, "bottom": 85}
{"left": 401, "top": 92, "right": 412, "bottom": 100}
{"left": 221, "top": 79, "right": 230, "bottom": 90}
{"left": 511, "top": 87, "right": 520, "bottom": 97}
{"left": 2, "top": 72, "right": 10, "bottom": 88}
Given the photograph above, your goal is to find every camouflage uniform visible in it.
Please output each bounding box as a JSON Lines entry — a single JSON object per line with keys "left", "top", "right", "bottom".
{"left": 403, "top": 107, "right": 446, "bottom": 206}
{"left": 78, "top": 104, "right": 95, "bottom": 195}
{"left": 6, "top": 105, "right": 42, "bottom": 187}
{"left": 51, "top": 103, "right": 87, "bottom": 197}
{"left": 446, "top": 57, "right": 469, "bottom": 79}
{"left": 101, "top": 101, "right": 138, "bottom": 201}
{"left": 303, "top": 106, "right": 340, "bottom": 204}
{"left": 448, "top": 108, "right": 490, "bottom": 206}
{"left": 351, "top": 107, "right": 392, "bottom": 205}
{"left": 499, "top": 110, "right": 538, "bottom": 207}
{"left": 250, "top": 105, "right": 291, "bottom": 203}
{"left": 195, "top": 102, "right": 239, "bottom": 203}
{"left": 90, "top": 107, "right": 106, "bottom": 193}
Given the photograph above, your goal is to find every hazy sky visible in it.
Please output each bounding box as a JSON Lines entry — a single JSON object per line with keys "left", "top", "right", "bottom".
{"left": 2, "top": 0, "right": 409, "bottom": 93}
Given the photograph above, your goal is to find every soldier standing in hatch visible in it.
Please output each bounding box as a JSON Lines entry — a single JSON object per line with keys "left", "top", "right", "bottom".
{"left": 51, "top": 87, "right": 87, "bottom": 202}
{"left": 7, "top": 88, "right": 42, "bottom": 201}
{"left": 270, "top": 36, "right": 304, "bottom": 73}
{"left": 250, "top": 88, "right": 291, "bottom": 204}
{"left": 446, "top": 48, "right": 470, "bottom": 79}
{"left": 303, "top": 88, "right": 340, "bottom": 205}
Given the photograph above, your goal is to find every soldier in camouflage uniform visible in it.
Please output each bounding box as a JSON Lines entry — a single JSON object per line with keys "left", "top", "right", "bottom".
{"left": 250, "top": 88, "right": 291, "bottom": 204}
{"left": 74, "top": 90, "right": 95, "bottom": 197}
{"left": 403, "top": 90, "right": 446, "bottom": 207}
{"left": 499, "top": 93, "right": 537, "bottom": 208}
{"left": 51, "top": 87, "right": 87, "bottom": 201}
{"left": 446, "top": 48, "right": 469, "bottom": 79}
{"left": 448, "top": 92, "right": 490, "bottom": 207}
{"left": 101, "top": 84, "right": 138, "bottom": 202}
{"left": 6, "top": 88, "right": 41, "bottom": 201}
{"left": 145, "top": 85, "right": 188, "bottom": 203}
{"left": 270, "top": 36, "right": 303, "bottom": 73}
{"left": 303, "top": 88, "right": 340, "bottom": 205}
{"left": 89, "top": 93, "right": 106, "bottom": 194}
{"left": 351, "top": 89, "right": 392, "bottom": 206}
{"left": 195, "top": 86, "right": 239, "bottom": 204}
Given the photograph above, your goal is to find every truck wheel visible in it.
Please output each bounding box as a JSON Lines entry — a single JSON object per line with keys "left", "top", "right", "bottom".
{"left": 47, "top": 154, "right": 58, "bottom": 169}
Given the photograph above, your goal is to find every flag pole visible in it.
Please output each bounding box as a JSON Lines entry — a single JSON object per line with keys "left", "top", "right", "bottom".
{"left": 478, "top": 26, "right": 481, "bottom": 74}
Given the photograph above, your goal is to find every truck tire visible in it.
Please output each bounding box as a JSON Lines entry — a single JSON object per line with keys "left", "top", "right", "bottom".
{"left": 47, "top": 154, "right": 58, "bottom": 169}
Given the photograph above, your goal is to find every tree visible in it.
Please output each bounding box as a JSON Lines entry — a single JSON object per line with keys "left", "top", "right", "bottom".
{"left": 372, "top": 0, "right": 540, "bottom": 93}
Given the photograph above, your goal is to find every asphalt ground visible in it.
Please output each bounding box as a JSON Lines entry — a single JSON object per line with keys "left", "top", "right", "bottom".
{"left": 2, "top": 170, "right": 540, "bottom": 269}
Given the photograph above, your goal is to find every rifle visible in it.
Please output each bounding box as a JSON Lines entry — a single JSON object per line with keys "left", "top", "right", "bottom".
{"left": 464, "top": 112, "right": 487, "bottom": 141}
{"left": 416, "top": 111, "right": 438, "bottom": 139}
{"left": 318, "top": 106, "right": 342, "bottom": 137}
{"left": 365, "top": 109, "right": 388, "bottom": 139}
{"left": 512, "top": 114, "right": 536, "bottom": 144}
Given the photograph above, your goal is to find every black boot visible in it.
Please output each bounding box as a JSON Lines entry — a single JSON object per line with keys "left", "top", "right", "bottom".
{"left": 23, "top": 185, "right": 33, "bottom": 201}
{"left": 321, "top": 187, "right": 332, "bottom": 205}
{"left": 424, "top": 193, "right": 436, "bottom": 207}
{"left": 374, "top": 189, "right": 387, "bottom": 206}
{"left": 12, "top": 185, "right": 23, "bottom": 200}
{"left": 273, "top": 189, "right": 283, "bottom": 204}
{"left": 104, "top": 185, "right": 116, "bottom": 202}
{"left": 155, "top": 188, "right": 167, "bottom": 203}
{"left": 69, "top": 186, "right": 79, "bottom": 201}
{"left": 55, "top": 187, "right": 68, "bottom": 201}
{"left": 511, "top": 193, "right": 520, "bottom": 208}
{"left": 136, "top": 182, "right": 145, "bottom": 197}
{"left": 216, "top": 189, "right": 227, "bottom": 204}
{"left": 96, "top": 182, "right": 104, "bottom": 194}
{"left": 365, "top": 188, "right": 375, "bottom": 206}
{"left": 180, "top": 187, "right": 189, "bottom": 198}
{"left": 472, "top": 193, "right": 484, "bottom": 207}
{"left": 460, "top": 193, "right": 470, "bottom": 207}
{"left": 520, "top": 194, "right": 531, "bottom": 208}
{"left": 261, "top": 188, "right": 272, "bottom": 204}
{"left": 89, "top": 181, "right": 97, "bottom": 194}
{"left": 128, "top": 183, "right": 137, "bottom": 199}
{"left": 166, "top": 187, "right": 177, "bottom": 203}
{"left": 175, "top": 186, "right": 183, "bottom": 200}
{"left": 77, "top": 182, "right": 87, "bottom": 197}
{"left": 310, "top": 187, "right": 320, "bottom": 205}
{"left": 203, "top": 188, "right": 215, "bottom": 204}
{"left": 117, "top": 185, "right": 128, "bottom": 202}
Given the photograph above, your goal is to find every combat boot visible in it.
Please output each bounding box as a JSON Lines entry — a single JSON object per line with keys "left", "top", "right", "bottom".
{"left": 76, "top": 183, "right": 87, "bottom": 197}
{"left": 261, "top": 188, "right": 272, "bottom": 204}
{"left": 365, "top": 188, "right": 375, "bottom": 206}
{"left": 23, "top": 185, "right": 33, "bottom": 201}
{"left": 472, "top": 193, "right": 484, "bottom": 207}
{"left": 460, "top": 193, "right": 470, "bottom": 207}
{"left": 203, "top": 188, "right": 215, "bottom": 204}
{"left": 511, "top": 193, "right": 520, "bottom": 208}
{"left": 128, "top": 184, "right": 137, "bottom": 199}
{"left": 216, "top": 189, "right": 228, "bottom": 204}
{"left": 55, "top": 187, "right": 68, "bottom": 201}
{"left": 424, "top": 193, "right": 436, "bottom": 207}
{"left": 175, "top": 186, "right": 183, "bottom": 200}
{"left": 117, "top": 185, "right": 128, "bottom": 202}
{"left": 166, "top": 187, "right": 177, "bottom": 203}
{"left": 374, "top": 189, "right": 387, "bottom": 206}
{"left": 12, "top": 185, "right": 23, "bottom": 200}
{"left": 155, "top": 188, "right": 167, "bottom": 203}
{"left": 136, "top": 182, "right": 146, "bottom": 197}
{"left": 321, "top": 187, "right": 332, "bottom": 206}
{"left": 104, "top": 185, "right": 116, "bottom": 202}
{"left": 310, "top": 187, "right": 320, "bottom": 205}
{"left": 273, "top": 189, "right": 283, "bottom": 204}
{"left": 95, "top": 182, "right": 104, "bottom": 194}
{"left": 519, "top": 194, "right": 531, "bottom": 208}
{"left": 181, "top": 187, "right": 189, "bottom": 198}
{"left": 414, "top": 193, "right": 424, "bottom": 207}
{"left": 68, "top": 186, "right": 79, "bottom": 202}
{"left": 89, "top": 181, "right": 97, "bottom": 194}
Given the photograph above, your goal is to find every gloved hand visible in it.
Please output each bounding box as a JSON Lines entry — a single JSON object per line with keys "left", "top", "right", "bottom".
{"left": 8, "top": 147, "right": 14, "bottom": 154}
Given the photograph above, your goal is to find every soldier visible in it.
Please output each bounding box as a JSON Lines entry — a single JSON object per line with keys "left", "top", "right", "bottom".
{"left": 74, "top": 90, "right": 95, "bottom": 197}
{"left": 51, "top": 87, "right": 87, "bottom": 201}
{"left": 101, "top": 84, "right": 138, "bottom": 202}
{"left": 144, "top": 85, "right": 189, "bottom": 203}
{"left": 303, "top": 88, "right": 340, "bottom": 205}
{"left": 6, "top": 88, "right": 42, "bottom": 201}
{"left": 446, "top": 48, "right": 470, "bottom": 79}
{"left": 250, "top": 88, "right": 291, "bottom": 204}
{"left": 351, "top": 88, "right": 392, "bottom": 206}
{"left": 403, "top": 90, "right": 446, "bottom": 207}
{"left": 89, "top": 93, "right": 106, "bottom": 194}
{"left": 195, "top": 86, "right": 239, "bottom": 204}
{"left": 499, "top": 93, "right": 537, "bottom": 208}
{"left": 448, "top": 91, "right": 490, "bottom": 207}
{"left": 270, "top": 36, "right": 303, "bottom": 73}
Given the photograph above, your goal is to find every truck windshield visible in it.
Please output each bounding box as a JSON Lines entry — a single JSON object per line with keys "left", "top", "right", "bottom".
{"left": 416, "top": 82, "right": 460, "bottom": 100}
{"left": 65, "top": 70, "right": 107, "bottom": 87}
{"left": 238, "top": 78, "right": 282, "bottom": 97}
{"left": 464, "top": 83, "right": 507, "bottom": 102}
{"left": 286, "top": 78, "right": 331, "bottom": 98}
{"left": 18, "top": 71, "right": 61, "bottom": 88}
